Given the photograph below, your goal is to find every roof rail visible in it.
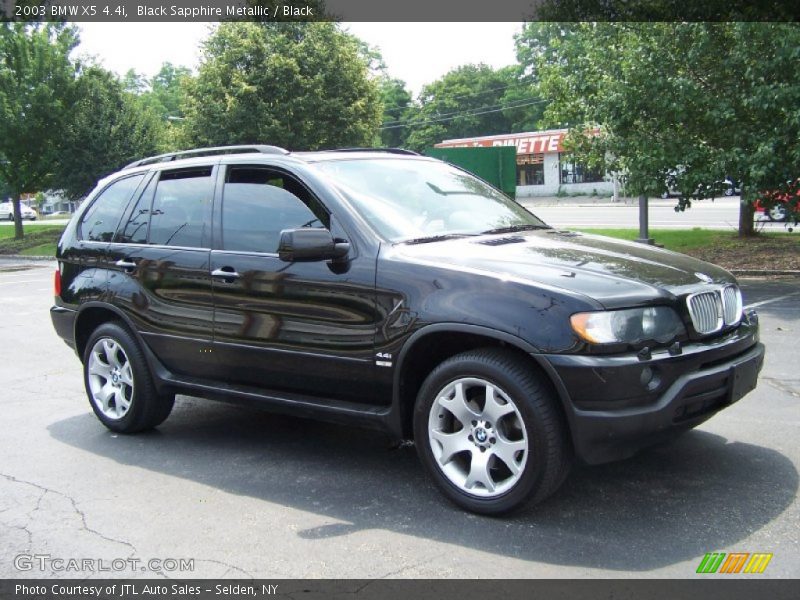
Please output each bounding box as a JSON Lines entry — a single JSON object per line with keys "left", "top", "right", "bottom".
{"left": 315, "top": 148, "right": 420, "bottom": 156}
{"left": 123, "top": 145, "right": 290, "bottom": 169}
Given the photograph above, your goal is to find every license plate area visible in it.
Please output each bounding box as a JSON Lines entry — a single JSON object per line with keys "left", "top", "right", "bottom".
{"left": 728, "top": 353, "right": 762, "bottom": 404}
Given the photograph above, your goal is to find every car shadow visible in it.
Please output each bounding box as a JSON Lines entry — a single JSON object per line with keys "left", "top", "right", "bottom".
{"left": 48, "top": 398, "right": 797, "bottom": 572}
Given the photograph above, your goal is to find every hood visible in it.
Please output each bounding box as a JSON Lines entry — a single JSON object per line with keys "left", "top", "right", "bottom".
{"left": 394, "top": 229, "right": 735, "bottom": 309}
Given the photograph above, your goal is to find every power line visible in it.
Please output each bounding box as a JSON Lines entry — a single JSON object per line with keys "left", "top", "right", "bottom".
{"left": 381, "top": 96, "right": 541, "bottom": 127}
{"left": 380, "top": 81, "right": 533, "bottom": 118}
{"left": 380, "top": 98, "right": 548, "bottom": 131}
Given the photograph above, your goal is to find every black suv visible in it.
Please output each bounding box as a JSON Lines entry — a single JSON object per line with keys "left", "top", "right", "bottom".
{"left": 51, "top": 145, "right": 765, "bottom": 514}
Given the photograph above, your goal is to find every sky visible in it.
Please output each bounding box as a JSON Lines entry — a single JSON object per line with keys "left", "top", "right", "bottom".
{"left": 76, "top": 22, "right": 522, "bottom": 96}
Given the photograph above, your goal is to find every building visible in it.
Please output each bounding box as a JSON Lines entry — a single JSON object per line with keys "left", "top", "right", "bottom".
{"left": 435, "top": 128, "right": 616, "bottom": 198}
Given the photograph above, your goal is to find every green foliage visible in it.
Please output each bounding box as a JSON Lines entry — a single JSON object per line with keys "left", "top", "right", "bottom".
{"left": 525, "top": 22, "right": 800, "bottom": 235}
{"left": 402, "top": 64, "right": 531, "bottom": 152}
{"left": 0, "top": 22, "right": 78, "bottom": 238}
{"left": 377, "top": 76, "right": 412, "bottom": 147}
{"left": 182, "top": 22, "right": 381, "bottom": 150}
{"left": 53, "top": 66, "right": 163, "bottom": 201}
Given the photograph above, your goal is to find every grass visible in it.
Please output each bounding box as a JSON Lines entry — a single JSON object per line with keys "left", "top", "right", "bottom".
{"left": 0, "top": 224, "right": 64, "bottom": 256}
{"left": 576, "top": 227, "right": 731, "bottom": 251}
{"left": 19, "top": 243, "right": 57, "bottom": 256}
{"left": 577, "top": 228, "right": 800, "bottom": 271}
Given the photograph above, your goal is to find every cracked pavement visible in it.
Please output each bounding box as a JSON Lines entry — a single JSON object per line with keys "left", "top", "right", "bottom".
{"left": 0, "top": 261, "right": 798, "bottom": 578}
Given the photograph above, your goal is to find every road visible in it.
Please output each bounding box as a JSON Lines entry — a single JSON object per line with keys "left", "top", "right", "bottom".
{"left": 521, "top": 196, "right": 793, "bottom": 231}
{"left": 0, "top": 260, "right": 798, "bottom": 579}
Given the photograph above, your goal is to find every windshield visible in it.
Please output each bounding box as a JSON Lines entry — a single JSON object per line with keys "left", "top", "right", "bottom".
{"left": 314, "top": 158, "right": 549, "bottom": 242}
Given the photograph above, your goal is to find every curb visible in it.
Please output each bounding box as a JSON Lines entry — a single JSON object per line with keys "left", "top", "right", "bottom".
{"left": 730, "top": 270, "right": 800, "bottom": 277}
{"left": 0, "top": 255, "right": 55, "bottom": 262}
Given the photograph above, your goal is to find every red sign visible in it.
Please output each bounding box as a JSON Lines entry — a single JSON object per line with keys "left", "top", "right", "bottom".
{"left": 435, "top": 131, "right": 566, "bottom": 155}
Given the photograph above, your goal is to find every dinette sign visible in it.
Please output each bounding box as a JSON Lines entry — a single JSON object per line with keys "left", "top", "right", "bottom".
{"left": 435, "top": 132, "right": 566, "bottom": 155}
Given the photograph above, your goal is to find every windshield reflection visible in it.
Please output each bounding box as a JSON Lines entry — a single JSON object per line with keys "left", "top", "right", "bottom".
{"left": 315, "top": 158, "right": 548, "bottom": 242}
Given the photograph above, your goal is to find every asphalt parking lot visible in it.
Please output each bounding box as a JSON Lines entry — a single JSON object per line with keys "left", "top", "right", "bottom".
{"left": 0, "top": 260, "right": 797, "bottom": 579}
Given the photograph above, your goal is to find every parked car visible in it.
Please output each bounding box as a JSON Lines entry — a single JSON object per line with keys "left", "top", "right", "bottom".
{"left": 660, "top": 176, "right": 737, "bottom": 199}
{"left": 754, "top": 179, "right": 800, "bottom": 222}
{"left": 721, "top": 177, "right": 741, "bottom": 197}
{"left": 51, "top": 145, "right": 764, "bottom": 514}
{"left": 0, "top": 201, "right": 37, "bottom": 220}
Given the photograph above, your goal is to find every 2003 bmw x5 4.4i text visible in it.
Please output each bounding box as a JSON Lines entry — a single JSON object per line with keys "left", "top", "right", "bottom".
{"left": 51, "top": 145, "right": 765, "bottom": 514}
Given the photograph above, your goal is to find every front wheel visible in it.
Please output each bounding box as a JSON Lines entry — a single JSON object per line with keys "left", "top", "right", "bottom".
{"left": 414, "top": 349, "right": 571, "bottom": 515}
{"left": 83, "top": 322, "right": 175, "bottom": 433}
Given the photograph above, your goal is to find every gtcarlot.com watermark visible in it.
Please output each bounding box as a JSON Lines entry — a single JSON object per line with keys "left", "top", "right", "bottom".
{"left": 14, "top": 554, "right": 194, "bottom": 574}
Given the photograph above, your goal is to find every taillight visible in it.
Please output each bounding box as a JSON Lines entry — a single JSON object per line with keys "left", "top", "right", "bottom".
{"left": 54, "top": 269, "right": 61, "bottom": 297}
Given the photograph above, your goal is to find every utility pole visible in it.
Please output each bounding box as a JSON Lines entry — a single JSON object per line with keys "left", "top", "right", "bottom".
{"left": 636, "top": 194, "right": 654, "bottom": 245}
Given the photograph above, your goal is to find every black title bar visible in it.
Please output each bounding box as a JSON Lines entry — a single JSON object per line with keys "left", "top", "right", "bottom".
{"left": 2, "top": 0, "right": 800, "bottom": 22}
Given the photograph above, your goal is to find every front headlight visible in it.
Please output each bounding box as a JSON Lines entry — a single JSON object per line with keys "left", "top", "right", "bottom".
{"left": 570, "top": 307, "right": 686, "bottom": 345}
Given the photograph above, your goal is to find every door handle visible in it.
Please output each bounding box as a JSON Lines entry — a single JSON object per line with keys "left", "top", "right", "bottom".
{"left": 211, "top": 267, "right": 241, "bottom": 281}
{"left": 115, "top": 259, "right": 137, "bottom": 271}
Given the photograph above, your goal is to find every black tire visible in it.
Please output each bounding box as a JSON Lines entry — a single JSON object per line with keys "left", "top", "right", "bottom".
{"left": 766, "top": 204, "right": 788, "bottom": 222}
{"left": 413, "top": 348, "right": 571, "bottom": 515}
{"left": 83, "top": 322, "right": 175, "bottom": 433}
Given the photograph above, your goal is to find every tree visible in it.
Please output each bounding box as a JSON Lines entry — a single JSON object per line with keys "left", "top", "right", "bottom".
{"left": 53, "top": 66, "right": 164, "bottom": 201}
{"left": 524, "top": 22, "right": 800, "bottom": 236}
{"left": 182, "top": 22, "right": 381, "bottom": 150}
{"left": 400, "top": 64, "right": 530, "bottom": 152}
{"left": 377, "top": 76, "right": 412, "bottom": 148}
{"left": 0, "top": 23, "right": 77, "bottom": 239}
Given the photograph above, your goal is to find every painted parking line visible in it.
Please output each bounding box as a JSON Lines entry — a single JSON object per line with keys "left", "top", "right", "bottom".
{"left": 0, "top": 279, "right": 49, "bottom": 286}
{"left": 744, "top": 292, "right": 800, "bottom": 310}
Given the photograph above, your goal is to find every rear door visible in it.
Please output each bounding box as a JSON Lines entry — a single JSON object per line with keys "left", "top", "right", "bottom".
{"left": 66, "top": 173, "right": 148, "bottom": 305}
{"left": 106, "top": 165, "right": 217, "bottom": 378}
{"left": 209, "top": 163, "right": 379, "bottom": 403}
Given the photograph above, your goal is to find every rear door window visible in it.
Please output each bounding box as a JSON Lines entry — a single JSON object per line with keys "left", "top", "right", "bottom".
{"left": 147, "top": 167, "right": 214, "bottom": 248}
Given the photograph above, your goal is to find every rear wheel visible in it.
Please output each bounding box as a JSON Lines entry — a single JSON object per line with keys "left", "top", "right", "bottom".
{"left": 414, "top": 348, "right": 571, "bottom": 515}
{"left": 83, "top": 322, "right": 174, "bottom": 433}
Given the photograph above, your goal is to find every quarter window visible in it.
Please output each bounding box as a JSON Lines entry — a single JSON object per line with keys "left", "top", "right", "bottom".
{"left": 80, "top": 175, "right": 145, "bottom": 242}
{"left": 221, "top": 167, "right": 328, "bottom": 253}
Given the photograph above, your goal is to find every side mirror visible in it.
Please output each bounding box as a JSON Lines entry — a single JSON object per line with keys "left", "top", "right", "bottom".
{"left": 278, "top": 228, "right": 350, "bottom": 262}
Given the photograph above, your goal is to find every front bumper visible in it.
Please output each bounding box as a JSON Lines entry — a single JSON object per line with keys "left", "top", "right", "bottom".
{"left": 540, "top": 315, "right": 765, "bottom": 464}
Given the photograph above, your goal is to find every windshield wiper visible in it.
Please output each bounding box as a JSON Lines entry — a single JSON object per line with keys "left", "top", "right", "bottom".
{"left": 401, "top": 233, "right": 478, "bottom": 245}
{"left": 480, "top": 224, "right": 550, "bottom": 235}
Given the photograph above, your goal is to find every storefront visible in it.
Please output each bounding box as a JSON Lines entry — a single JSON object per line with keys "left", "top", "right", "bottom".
{"left": 434, "top": 128, "right": 615, "bottom": 197}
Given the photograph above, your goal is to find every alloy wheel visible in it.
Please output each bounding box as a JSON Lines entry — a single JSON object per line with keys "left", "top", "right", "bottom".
{"left": 87, "top": 337, "right": 134, "bottom": 420}
{"left": 427, "top": 377, "right": 528, "bottom": 497}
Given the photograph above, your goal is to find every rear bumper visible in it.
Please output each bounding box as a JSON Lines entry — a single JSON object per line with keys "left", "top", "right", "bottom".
{"left": 50, "top": 305, "right": 77, "bottom": 350}
{"left": 540, "top": 317, "right": 765, "bottom": 465}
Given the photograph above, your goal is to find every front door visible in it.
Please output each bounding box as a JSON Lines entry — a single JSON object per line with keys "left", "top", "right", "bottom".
{"left": 209, "top": 164, "right": 379, "bottom": 403}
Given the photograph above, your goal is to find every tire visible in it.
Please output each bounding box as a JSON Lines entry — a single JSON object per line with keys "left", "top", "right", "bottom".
{"left": 7, "top": 212, "right": 12, "bottom": 221}
{"left": 83, "top": 322, "right": 175, "bottom": 433}
{"left": 723, "top": 186, "right": 735, "bottom": 197}
{"left": 414, "top": 348, "right": 571, "bottom": 515}
{"left": 767, "top": 204, "right": 788, "bottom": 222}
